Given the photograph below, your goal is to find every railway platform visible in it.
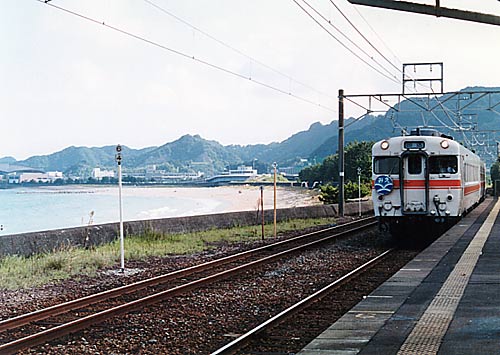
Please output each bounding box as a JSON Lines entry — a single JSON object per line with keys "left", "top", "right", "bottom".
{"left": 298, "top": 197, "right": 500, "bottom": 355}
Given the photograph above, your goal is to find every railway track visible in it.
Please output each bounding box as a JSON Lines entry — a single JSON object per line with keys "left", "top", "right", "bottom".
{"left": 210, "top": 248, "right": 394, "bottom": 355}
{"left": 0, "top": 217, "right": 376, "bottom": 354}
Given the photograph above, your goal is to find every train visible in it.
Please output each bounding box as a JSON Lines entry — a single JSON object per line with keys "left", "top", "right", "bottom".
{"left": 372, "top": 128, "right": 486, "bottom": 236}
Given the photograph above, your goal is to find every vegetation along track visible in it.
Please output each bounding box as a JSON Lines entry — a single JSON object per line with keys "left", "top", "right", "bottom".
{"left": 0, "top": 217, "right": 376, "bottom": 354}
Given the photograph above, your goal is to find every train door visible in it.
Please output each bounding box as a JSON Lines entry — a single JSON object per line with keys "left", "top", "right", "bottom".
{"left": 401, "top": 152, "right": 428, "bottom": 214}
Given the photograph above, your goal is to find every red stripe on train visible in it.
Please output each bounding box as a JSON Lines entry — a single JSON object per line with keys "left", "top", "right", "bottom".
{"left": 372, "top": 179, "right": 462, "bottom": 189}
{"left": 372, "top": 179, "right": 481, "bottom": 194}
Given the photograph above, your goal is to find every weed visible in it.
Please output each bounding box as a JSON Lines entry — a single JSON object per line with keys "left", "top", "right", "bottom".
{"left": 0, "top": 217, "right": 335, "bottom": 290}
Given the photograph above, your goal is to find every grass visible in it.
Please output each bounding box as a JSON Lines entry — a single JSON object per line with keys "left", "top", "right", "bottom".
{"left": 0, "top": 217, "right": 335, "bottom": 290}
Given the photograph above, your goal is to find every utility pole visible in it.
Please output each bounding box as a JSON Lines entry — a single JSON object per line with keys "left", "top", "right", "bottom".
{"left": 338, "top": 89, "right": 345, "bottom": 217}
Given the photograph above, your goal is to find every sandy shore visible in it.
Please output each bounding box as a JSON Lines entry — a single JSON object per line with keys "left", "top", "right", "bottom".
{"left": 32, "top": 185, "right": 321, "bottom": 210}
{"left": 7, "top": 185, "right": 322, "bottom": 227}
{"left": 116, "top": 185, "right": 322, "bottom": 214}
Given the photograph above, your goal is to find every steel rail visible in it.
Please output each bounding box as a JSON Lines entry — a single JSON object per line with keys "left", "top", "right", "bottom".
{"left": 210, "top": 248, "right": 394, "bottom": 355}
{"left": 0, "top": 218, "right": 376, "bottom": 354}
{"left": 0, "top": 217, "right": 375, "bottom": 333}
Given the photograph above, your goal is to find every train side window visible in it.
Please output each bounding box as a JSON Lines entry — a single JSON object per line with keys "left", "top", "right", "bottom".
{"left": 429, "top": 156, "right": 458, "bottom": 174}
{"left": 374, "top": 157, "right": 399, "bottom": 174}
{"left": 407, "top": 155, "right": 422, "bottom": 174}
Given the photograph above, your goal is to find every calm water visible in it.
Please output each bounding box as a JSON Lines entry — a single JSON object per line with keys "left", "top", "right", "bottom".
{"left": 0, "top": 186, "right": 226, "bottom": 236}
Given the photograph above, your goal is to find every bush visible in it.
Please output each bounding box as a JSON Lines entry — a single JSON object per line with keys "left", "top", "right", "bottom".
{"left": 319, "top": 182, "right": 371, "bottom": 204}
{"left": 319, "top": 184, "right": 338, "bottom": 204}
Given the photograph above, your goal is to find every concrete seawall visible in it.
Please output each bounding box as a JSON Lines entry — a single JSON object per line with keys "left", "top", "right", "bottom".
{"left": 0, "top": 201, "right": 373, "bottom": 258}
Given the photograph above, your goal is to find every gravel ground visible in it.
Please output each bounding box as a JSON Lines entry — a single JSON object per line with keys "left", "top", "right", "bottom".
{"left": 0, "top": 218, "right": 354, "bottom": 320}
{"left": 1, "top": 218, "right": 413, "bottom": 355}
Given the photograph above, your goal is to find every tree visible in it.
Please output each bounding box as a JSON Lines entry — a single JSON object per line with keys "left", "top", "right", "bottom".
{"left": 301, "top": 141, "right": 373, "bottom": 204}
{"left": 344, "top": 141, "right": 372, "bottom": 183}
{"left": 491, "top": 159, "right": 500, "bottom": 183}
{"left": 299, "top": 163, "right": 323, "bottom": 184}
{"left": 299, "top": 141, "right": 373, "bottom": 184}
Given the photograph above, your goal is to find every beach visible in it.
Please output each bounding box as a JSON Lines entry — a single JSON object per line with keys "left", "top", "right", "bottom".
{"left": 0, "top": 185, "right": 321, "bottom": 236}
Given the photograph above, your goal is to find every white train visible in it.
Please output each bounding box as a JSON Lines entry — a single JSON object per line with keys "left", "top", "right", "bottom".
{"left": 372, "top": 128, "right": 486, "bottom": 235}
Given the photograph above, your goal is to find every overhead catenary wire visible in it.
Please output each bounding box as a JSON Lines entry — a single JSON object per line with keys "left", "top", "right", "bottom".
{"left": 300, "top": 0, "right": 399, "bottom": 82}
{"left": 292, "top": 0, "right": 401, "bottom": 86}
{"left": 330, "top": 0, "right": 402, "bottom": 73}
{"left": 353, "top": 8, "right": 402, "bottom": 67}
{"left": 142, "top": 0, "right": 336, "bottom": 102}
{"left": 338, "top": 1, "right": 434, "bottom": 93}
{"left": 430, "top": 88, "right": 464, "bottom": 130}
{"left": 35, "top": 0, "right": 337, "bottom": 113}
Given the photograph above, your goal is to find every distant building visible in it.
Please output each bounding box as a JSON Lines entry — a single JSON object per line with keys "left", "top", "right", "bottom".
{"left": 11, "top": 171, "right": 64, "bottom": 183}
{"left": 8, "top": 174, "right": 19, "bottom": 184}
{"left": 92, "top": 168, "right": 115, "bottom": 180}
{"left": 0, "top": 163, "right": 52, "bottom": 184}
{"left": 18, "top": 173, "right": 50, "bottom": 183}
{"left": 47, "top": 171, "right": 63, "bottom": 179}
{"left": 206, "top": 166, "right": 258, "bottom": 184}
{"left": 128, "top": 169, "right": 204, "bottom": 183}
{"left": 278, "top": 166, "right": 301, "bottom": 180}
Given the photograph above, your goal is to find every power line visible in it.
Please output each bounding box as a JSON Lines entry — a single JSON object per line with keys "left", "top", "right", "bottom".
{"left": 142, "top": 0, "right": 336, "bottom": 101}
{"left": 292, "top": 0, "right": 401, "bottom": 85}
{"left": 330, "top": 0, "right": 402, "bottom": 74}
{"left": 340, "top": 1, "right": 435, "bottom": 93}
{"left": 351, "top": 5, "right": 403, "bottom": 67}
{"left": 34, "top": 0, "right": 337, "bottom": 113}
{"left": 300, "top": 0, "right": 399, "bottom": 81}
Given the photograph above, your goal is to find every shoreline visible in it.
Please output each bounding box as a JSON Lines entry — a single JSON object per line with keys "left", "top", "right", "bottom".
{"left": 0, "top": 185, "right": 321, "bottom": 236}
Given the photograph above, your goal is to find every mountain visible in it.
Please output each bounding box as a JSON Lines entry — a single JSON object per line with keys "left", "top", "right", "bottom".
{"left": 309, "top": 115, "right": 394, "bottom": 160}
{"left": 11, "top": 123, "right": 342, "bottom": 177}
{"left": 310, "top": 87, "right": 500, "bottom": 166}
{"left": 228, "top": 121, "right": 337, "bottom": 165}
{"left": 19, "top": 145, "right": 155, "bottom": 177}
{"left": 0, "top": 156, "right": 17, "bottom": 164}
{"left": 6, "top": 86, "right": 499, "bottom": 176}
{"left": 129, "top": 134, "right": 243, "bottom": 175}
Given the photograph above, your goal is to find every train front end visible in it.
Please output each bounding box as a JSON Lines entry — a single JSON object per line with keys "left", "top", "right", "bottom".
{"left": 372, "top": 130, "right": 464, "bottom": 235}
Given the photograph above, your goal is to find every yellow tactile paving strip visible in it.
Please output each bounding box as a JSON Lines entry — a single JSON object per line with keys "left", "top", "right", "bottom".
{"left": 397, "top": 199, "right": 500, "bottom": 355}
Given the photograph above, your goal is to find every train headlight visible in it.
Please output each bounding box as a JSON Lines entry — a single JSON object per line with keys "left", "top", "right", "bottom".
{"left": 380, "top": 140, "right": 390, "bottom": 150}
{"left": 440, "top": 140, "right": 450, "bottom": 149}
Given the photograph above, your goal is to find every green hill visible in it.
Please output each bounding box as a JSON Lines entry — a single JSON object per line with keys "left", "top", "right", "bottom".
{"left": 4, "top": 86, "right": 499, "bottom": 177}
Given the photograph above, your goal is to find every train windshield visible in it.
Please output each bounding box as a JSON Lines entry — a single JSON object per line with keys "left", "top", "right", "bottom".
{"left": 429, "top": 156, "right": 458, "bottom": 174}
{"left": 407, "top": 155, "right": 422, "bottom": 175}
{"left": 374, "top": 157, "right": 399, "bottom": 174}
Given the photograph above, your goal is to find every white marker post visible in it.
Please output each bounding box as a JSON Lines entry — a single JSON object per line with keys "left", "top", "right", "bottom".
{"left": 357, "top": 167, "right": 362, "bottom": 217}
{"left": 116, "top": 144, "right": 125, "bottom": 272}
{"left": 273, "top": 162, "right": 277, "bottom": 238}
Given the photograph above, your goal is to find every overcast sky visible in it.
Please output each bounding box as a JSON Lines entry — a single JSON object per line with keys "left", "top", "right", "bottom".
{"left": 1, "top": 0, "right": 499, "bottom": 160}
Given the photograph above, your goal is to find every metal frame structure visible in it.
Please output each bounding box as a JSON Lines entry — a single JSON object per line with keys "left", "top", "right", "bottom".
{"left": 347, "top": 0, "right": 500, "bottom": 26}
{"left": 403, "top": 62, "right": 443, "bottom": 95}
{"left": 343, "top": 90, "right": 500, "bottom": 118}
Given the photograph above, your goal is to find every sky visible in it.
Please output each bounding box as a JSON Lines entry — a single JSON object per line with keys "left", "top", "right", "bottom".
{"left": 1, "top": 0, "right": 499, "bottom": 160}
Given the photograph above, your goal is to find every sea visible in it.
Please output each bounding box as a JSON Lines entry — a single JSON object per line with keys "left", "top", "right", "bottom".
{"left": 0, "top": 185, "right": 313, "bottom": 236}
